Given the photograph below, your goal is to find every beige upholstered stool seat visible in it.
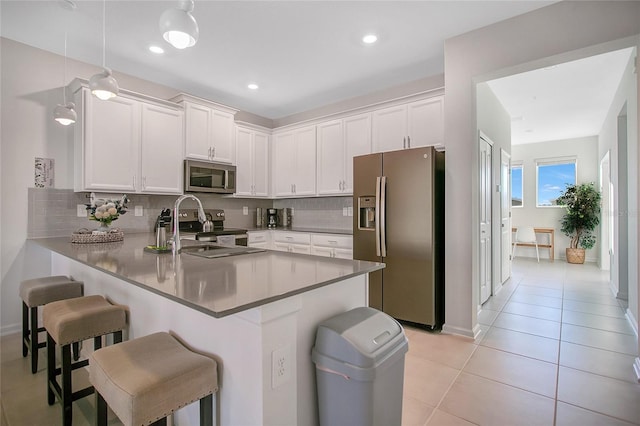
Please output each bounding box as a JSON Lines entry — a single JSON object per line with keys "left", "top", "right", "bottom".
{"left": 20, "top": 276, "right": 83, "bottom": 308}
{"left": 19, "top": 276, "right": 84, "bottom": 374}
{"left": 90, "top": 332, "right": 218, "bottom": 426}
{"left": 43, "top": 295, "right": 126, "bottom": 346}
{"left": 43, "top": 295, "right": 127, "bottom": 426}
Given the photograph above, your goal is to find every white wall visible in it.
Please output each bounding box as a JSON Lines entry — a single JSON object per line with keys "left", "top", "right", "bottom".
{"left": 511, "top": 137, "right": 600, "bottom": 262}
{"left": 598, "top": 50, "right": 639, "bottom": 325}
{"left": 443, "top": 1, "right": 640, "bottom": 338}
{"left": 0, "top": 38, "right": 186, "bottom": 334}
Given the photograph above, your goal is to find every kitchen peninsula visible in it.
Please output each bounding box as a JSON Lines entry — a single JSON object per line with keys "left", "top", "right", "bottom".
{"left": 33, "top": 233, "right": 383, "bottom": 426}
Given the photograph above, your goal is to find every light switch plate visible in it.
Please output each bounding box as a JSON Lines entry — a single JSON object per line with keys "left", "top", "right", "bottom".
{"left": 134, "top": 206, "right": 143, "bottom": 217}
{"left": 76, "top": 204, "right": 87, "bottom": 217}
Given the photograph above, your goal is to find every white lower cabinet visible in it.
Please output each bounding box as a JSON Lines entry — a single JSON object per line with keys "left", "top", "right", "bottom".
{"left": 310, "top": 234, "right": 353, "bottom": 259}
{"left": 248, "top": 231, "right": 271, "bottom": 249}
{"left": 272, "top": 231, "right": 311, "bottom": 254}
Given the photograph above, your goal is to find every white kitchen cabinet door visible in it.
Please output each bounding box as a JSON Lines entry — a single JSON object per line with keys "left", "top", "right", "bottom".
{"left": 272, "top": 126, "right": 316, "bottom": 197}
{"left": 316, "top": 119, "right": 344, "bottom": 195}
{"left": 235, "top": 127, "right": 270, "bottom": 197}
{"left": 292, "top": 125, "right": 316, "bottom": 196}
{"left": 372, "top": 104, "right": 407, "bottom": 153}
{"left": 343, "top": 113, "right": 372, "bottom": 193}
{"left": 184, "top": 101, "right": 236, "bottom": 164}
{"left": 407, "top": 96, "right": 444, "bottom": 148}
{"left": 210, "top": 109, "right": 235, "bottom": 164}
{"left": 235, "top": 127, "right": 253, "bottom": 196}
{"left": 272, "top": 132, "right": 296, "bottom": 196}
{"left": 81, "top": 93, "right": 139, "bottom": 192}
{"left": 184, "top": 102, "right": 211, "bottom": 161}
{"left": 252, "top": 131, "right": 269, "bottom": 197}
{"left": 140, "top": 104, "right": 183, "bottom": 194}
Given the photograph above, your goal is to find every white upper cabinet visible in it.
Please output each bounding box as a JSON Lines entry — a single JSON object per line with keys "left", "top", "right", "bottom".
{"left": 140, "top": 104, "right": 184, "bottom": 194}
{"left": 372, "top": 96, "right": 444, "bottom": 153}
{"left": 316, "top": 113, "right": 371, "bottom": 195}
{"left": 272, "top": 125, "right": 316, "bottom": 197}
{"left": 235, "top": 125, "right": 270, "bottom": 197}
{"left": 172, "top": 94, "right": 238, "bottom": 164}
{"left": 74, "top": 86, "right": 183, "bottom": 194}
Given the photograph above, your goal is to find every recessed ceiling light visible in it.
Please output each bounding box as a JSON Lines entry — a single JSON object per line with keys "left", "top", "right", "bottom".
{"left": 362, "top": 34, "right": 378, "bottom": 44}
{"left": 149, "top": 45, "right": 165, "bottom": 54}
{"left": 247, "top": 83, "right": 259, "bottom": 90}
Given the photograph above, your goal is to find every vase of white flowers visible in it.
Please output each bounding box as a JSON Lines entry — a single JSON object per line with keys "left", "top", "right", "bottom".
{"left": 86, "top": 193, "right": 129, "bottom": 231}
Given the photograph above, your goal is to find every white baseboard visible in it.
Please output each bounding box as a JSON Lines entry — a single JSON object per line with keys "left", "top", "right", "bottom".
{"left": 626, "top": 308, "right": 638, "bottom": 337}
{"left": 442, "top": 322, "right": 478, "bottom": 339}
{"left": 1, "top": 322, "right": 20, "bottom": 337}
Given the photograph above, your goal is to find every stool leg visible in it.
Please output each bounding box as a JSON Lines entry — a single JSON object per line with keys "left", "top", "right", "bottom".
{"left": 72, "top": 342, "right": 80, "bottom": 361}
{"left": 47, "top": 333, "right": 56, "bottom": 405}
{"left": 200, "top": 393, "right": 213, "bottom": 426}
{"left": 30, "top": 306, "right": 39, "bottom": 374}
{"left": 95, "top": 391, "right": 108, "bottom": 426}
{"left": 61, "top": 344, "right": 72, "bottom": 426}
{"left": 22, "top": 302, "right": 29, "bottom": 357}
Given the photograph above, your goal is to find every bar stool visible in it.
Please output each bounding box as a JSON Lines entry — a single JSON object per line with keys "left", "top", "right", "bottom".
{"left": 89, "top": 332, "right": 218, "bottom": 426}
{"left": 43, "top": 295, "right": 127, "bottom": 426}
{"left": 19, "top": 276, "right": 84, "bottom": 373}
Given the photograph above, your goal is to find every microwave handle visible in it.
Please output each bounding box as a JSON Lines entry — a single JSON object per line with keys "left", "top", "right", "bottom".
{"left": 224, "top": 170, "right": 229, "bottom": 189}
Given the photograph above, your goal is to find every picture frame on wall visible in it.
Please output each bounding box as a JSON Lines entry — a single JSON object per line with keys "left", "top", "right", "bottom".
{"left": 35, "top": 157, "right": 55, "bottom": 188}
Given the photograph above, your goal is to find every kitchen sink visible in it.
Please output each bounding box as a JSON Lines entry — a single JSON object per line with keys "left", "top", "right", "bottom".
{"left": 180, "top": 243, "right": 265, "bottom": 259}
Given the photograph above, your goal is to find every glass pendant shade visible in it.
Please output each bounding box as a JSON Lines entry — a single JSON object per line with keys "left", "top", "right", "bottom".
{"left": 54, "top": 102, "right": 77, "bottom": 126}
{"left": 160, "top": 0, "right": 199, "bottom": 49}
{"left": 89, "top": 67, "right": 119, "bottom": 100}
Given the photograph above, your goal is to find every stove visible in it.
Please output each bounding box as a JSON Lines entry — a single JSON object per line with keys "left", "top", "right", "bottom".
{"left": 177, "top": 209, "right": 248, "bottom": 245}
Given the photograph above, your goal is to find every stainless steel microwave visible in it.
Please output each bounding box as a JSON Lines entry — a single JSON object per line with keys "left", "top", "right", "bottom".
{"left": 184, "top": 160, "right": 236, "bottom": 194}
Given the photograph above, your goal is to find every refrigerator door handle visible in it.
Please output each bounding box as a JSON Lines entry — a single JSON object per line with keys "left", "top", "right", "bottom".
{"left": 380, "top": 176, "right": 387, "bottom": 257}
{"left": 375, "top": 176, "right": 382, "bottom": 257}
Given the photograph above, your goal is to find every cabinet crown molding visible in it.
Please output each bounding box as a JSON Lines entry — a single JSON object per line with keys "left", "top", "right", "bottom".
{"left": 69, "top": 78, "right": 182, "bottom": 110}
{"left": 171, "top": 93, "right": 239, "bottom": 116}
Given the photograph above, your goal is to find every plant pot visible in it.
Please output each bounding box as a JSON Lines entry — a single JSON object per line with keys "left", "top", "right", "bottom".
{"left": 566, "top": 248, "right": 585, "bottom": 264}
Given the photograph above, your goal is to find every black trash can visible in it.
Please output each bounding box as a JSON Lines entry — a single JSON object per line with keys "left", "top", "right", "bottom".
{"left": 311, "top": 307, "right": 409, "bottom": 426}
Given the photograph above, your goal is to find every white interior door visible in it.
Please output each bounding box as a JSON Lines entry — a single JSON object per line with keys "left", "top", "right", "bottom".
{"left": 501, "top": 149, "right": 512, "bottom": 283}
{"left": 479, "top": 135, "right": 492, "bottom": 304}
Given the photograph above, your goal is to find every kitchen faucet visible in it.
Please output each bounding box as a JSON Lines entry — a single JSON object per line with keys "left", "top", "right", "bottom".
{"left": 171, "top": 194, "right": 206, "bottom": 255}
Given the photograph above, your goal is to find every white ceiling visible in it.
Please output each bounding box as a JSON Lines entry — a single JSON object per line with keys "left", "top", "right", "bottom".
{"left": 487, "top": 47, "right": 635, "bottom": 145}
{"left": 2, "top": 1, "right": 632, "bottom": 142}
{"left": 1, "top": 0, "right": 555, "bottom": 119}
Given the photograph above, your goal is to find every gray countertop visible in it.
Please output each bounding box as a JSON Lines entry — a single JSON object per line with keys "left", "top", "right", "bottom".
{"left": 246, "top": 227, "right": 352, "bottom": 235}
{"left": 33, "top": 234, "right": 381, "bottom": 318}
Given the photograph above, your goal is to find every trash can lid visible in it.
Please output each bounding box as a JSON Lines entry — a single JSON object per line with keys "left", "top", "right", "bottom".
{"left": 312, "top": 307, "right": 406, "bottom": 369}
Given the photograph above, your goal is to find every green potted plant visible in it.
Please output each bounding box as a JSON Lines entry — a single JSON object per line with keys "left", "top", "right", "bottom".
{"left": 556, "top": 182, "right": 601, "bottom": 264}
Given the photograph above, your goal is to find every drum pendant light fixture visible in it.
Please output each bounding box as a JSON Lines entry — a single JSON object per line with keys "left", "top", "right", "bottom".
{"left": 89, "top": 0, "right": 118, "bottom": 100}
{"left": 159, "top": 0, "right": 199, "bottom": 49}
{"left": 53, "top": 31, "right": 76, "bottom": 126}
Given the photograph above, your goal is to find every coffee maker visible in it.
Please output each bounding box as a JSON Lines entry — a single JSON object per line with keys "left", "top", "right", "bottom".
{"left": 267, "top": 208, "right": 278, "bottom": 229}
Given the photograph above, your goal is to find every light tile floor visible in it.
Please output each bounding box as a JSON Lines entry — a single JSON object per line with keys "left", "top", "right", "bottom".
{"left": 1, "top": 258, "right": 638, "bottom": 425}
{"left": 402, "top": 258, "right": 640, "bottom": 426}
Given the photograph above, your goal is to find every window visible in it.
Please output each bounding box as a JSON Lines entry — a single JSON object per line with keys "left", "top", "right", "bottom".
{"left": 511, "top": 163, "right": 523, "bottom": 207}
{"left": 536, "top": 158, "right": 576, "bottom": 207}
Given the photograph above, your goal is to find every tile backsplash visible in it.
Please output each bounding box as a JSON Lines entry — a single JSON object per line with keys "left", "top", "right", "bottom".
{"left": 27, "top": 188, "right": 353, "bottom": 238}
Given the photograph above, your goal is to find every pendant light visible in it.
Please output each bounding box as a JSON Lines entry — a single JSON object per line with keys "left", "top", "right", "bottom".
{"left": 54, "top": 31, "right": 77, "bottom": 126}
{"left": 159, "top": 0, "right": 199, "bottom": 49}
{"left": 90, "top": 0, "right": 118, "bottom": 100}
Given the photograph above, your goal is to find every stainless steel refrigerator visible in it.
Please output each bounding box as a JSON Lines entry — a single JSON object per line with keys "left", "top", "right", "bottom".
{"left": 353, "top": 146, "right": 445, "bottom": 329}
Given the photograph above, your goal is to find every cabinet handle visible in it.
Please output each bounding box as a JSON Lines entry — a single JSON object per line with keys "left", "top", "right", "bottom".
{"left": 212, "top": 146, "right": 216, "bottom": 158}
{"left": 407, "top": 136, "right": 411, "bottom": 148}
{"left": 142, "top": 176, "right": 146, "bottom": 190}
{"left": 403, "top": 137, "right": 406, "bottom": 149}
{"left": 294, "top": 184, "right": 297, "bottom": 193}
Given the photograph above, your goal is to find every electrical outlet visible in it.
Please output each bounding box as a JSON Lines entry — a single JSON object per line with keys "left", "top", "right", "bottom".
{"left": 243, "top": 206, "right": 248, "bottom": 215}
{"left": 271, "top": 344, "right": 291, "bottom": 389}
{"left": 343, "top": 207, "right": 348, "bottom": 216}
{"left": 348, "top": 206, "right": 353, "bottom": 217}
{"left": 77, "top": 204, "right": 87, "bottom": 217}
{"left": 134, "top": 206, "right": 143, "bottom": 217}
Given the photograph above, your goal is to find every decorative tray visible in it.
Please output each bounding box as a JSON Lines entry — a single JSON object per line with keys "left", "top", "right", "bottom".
{"left": 70, "top": 228, "right": 124, "bottom": 244}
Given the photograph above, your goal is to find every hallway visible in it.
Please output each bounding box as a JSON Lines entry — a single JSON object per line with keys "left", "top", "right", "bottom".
{"left": 402, "top": 258, "right": 639, "bottom": 425}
